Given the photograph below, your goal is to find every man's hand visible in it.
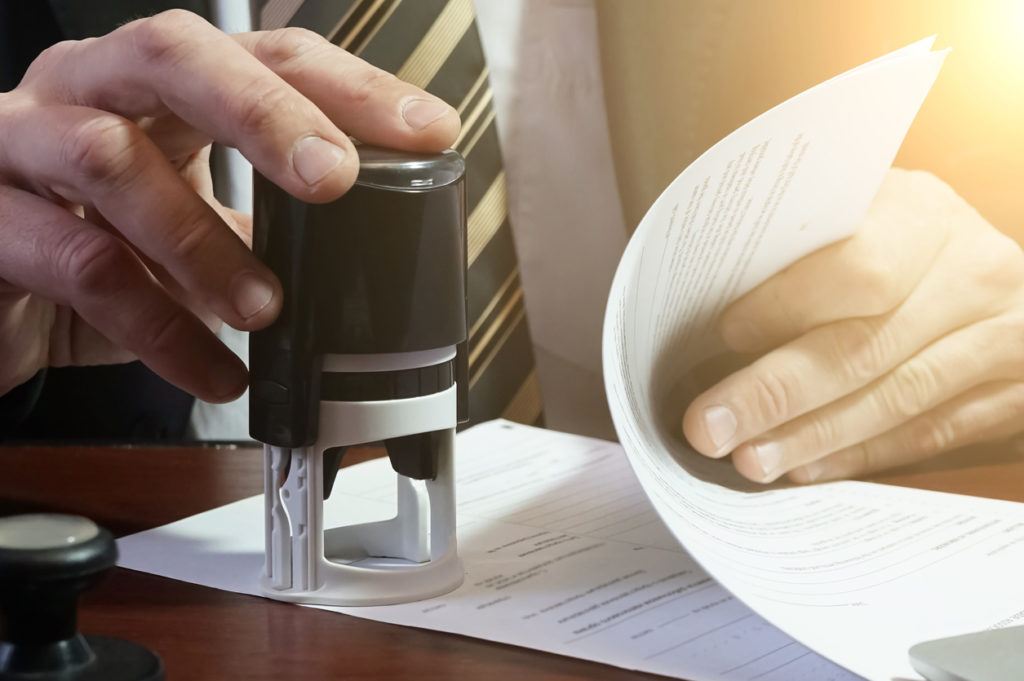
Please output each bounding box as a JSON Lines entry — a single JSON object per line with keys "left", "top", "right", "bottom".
{"left": 0, "top": 10, "right": 459, "bottom": 402}
{"left": 683, "top": 168, "right": 1024, "bottom": 482}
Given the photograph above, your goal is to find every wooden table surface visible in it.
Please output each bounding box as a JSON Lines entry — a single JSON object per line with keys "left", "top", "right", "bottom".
{"left": 1, "top": 439, "right": 1022, "bottom": 680}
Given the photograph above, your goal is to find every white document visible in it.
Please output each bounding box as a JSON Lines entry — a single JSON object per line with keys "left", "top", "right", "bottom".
{"left": 120, "top": 422, "right": 858, "bottom": 681}
{"left": 602, "top": 36, "right": 1024, "bottom": 681}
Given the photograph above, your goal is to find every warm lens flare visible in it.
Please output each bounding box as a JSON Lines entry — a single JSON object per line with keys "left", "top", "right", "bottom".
{"left": 896, "top": 0, "right": 1024, "bottom": 243}
{"left": 962, "top": 0, "right": 1024, "bottom": 86}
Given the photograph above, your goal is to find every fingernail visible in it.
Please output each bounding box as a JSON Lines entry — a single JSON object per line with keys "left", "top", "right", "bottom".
{"left": 292, "top": 136, "right": 346, "bottom": 186}
{"left": 401, "top": 97, "right": 451, "bottom": 130}
{"left": 210, "top": 361, "right": 247, "bottom": 401}
{"left": 231, "top": 271, "right": 275, "bottom": 320}
{"left": 754, "top": 441, "right": 784, "bottom": 480}
{"left": 704, "top": 405, "right": 737, "bottom": 452}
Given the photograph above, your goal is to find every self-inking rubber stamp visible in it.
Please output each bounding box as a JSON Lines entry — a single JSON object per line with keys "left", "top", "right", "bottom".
{"left": 250, "top": 145, "right": 468, "bottom": 606}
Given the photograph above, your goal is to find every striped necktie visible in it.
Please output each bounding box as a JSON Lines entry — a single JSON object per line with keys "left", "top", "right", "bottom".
{"left": 258, "top": 0, "right": 542, "bottom": 428}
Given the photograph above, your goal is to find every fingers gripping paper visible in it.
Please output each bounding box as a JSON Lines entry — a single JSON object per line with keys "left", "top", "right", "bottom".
{"left": 604, "top": 36, "right": 1024, "bottom": 681}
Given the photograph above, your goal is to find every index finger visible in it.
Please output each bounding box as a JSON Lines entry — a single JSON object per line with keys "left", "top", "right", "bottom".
{"left": 25, "top": 11, "right": 457, "bottom": 202}
{"left": 234, "top": 29, "right": 461, "bottom": 153}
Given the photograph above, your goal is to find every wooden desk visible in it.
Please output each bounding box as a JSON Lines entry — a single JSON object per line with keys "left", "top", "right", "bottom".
{"left": 1, "top": 441, "right": 1022, "bottom": 680}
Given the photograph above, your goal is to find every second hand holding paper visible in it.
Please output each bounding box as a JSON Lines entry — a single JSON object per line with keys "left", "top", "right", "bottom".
{"left": 603, "top": 36, "right": 1024, "bottom": 681}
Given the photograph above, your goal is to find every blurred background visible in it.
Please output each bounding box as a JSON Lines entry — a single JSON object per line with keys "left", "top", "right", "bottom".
{"left": 596, "top": 0, "right": 1024, "bottom": 243}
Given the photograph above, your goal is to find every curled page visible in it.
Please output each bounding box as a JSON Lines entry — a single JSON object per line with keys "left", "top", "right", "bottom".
{"left": 603, "top": 38, "right": 1024, "bottom": 681}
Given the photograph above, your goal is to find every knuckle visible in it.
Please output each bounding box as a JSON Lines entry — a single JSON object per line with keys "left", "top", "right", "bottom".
{"left": 1006, "top": 319, "right": 1024, "bottom": 376}
{"left": 34, "top": 40, "right": 77, "bottom": 65}
{"left": 254, "top": 27, "right": 326, "bottom": 71}
{"left": 852, "top": 441, "right": 879, "bottom": 476}
{"left": 831, "top": 318, "right": 894, "bottom": 385}
{"left": 131, "top": 9, "right": 207, "bottom": 66}
{"left": 999, "top": 384, "right": 1024, "bottom": 422}
{"left": 806, "top": 415, "right": 840, "bottom": 452}
{"left": 910, "top": 415, "right": 957, "bottom": 457}
{"left": 904, "top": 169, "right": 954, "bottom": 202}
{"left": 882, "top": 359, "right": 940, "bottom": 420}
{"left": 54, "top": 229, "right": 131, "bottom": 300}
{"left": 60, "top": 116, "right": 143, "bottom": 189}
{"left": 164, "top": 208, "right": 218, "bottom": 263}
{"left": 969, "top": 231, "right": 1024, "bottom": 300}
{"left": 749, "top": 370, "right": 796, "bottom": 425}
{"left": 848, "top": 258, "right": 900, "bottom": 314}
{"left": 129, "top": 307, "right": 190, "bottom": 355}
{"left": 231, "top": 83, "right": 294, "bottom": 138}
{"left": 889, "top": 168, "right": 946, "bottom": 205}
{"left": 349, "top": 67, "right": 400, "bottom": 105}
{"left": 993, "top": 232, "right": 1024, "bottom": 274}
{"left": 23, "top": 40, "right": 78, "bottom": 83}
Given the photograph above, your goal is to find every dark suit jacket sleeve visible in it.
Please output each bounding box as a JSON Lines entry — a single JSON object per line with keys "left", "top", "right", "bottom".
{"left": 0, "top": 0, "right": 212, "bottom": 443}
